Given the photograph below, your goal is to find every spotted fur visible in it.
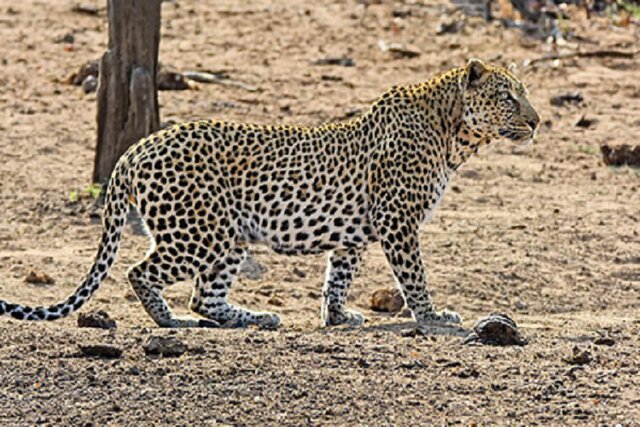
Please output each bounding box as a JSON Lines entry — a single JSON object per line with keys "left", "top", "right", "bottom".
{"left": 0, "top": 59, "right": 539, "bottom": 328}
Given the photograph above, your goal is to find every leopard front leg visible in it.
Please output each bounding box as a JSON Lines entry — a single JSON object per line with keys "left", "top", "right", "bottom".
{"left": 321, "top": 248, "right": 365, "bottom": 327}
{"left": 374, "top": 214, "right": 461, "bottom": 324}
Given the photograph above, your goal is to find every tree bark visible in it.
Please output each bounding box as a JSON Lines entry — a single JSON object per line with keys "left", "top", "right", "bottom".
{"left": 93, "top": 0, "right": 161, "bottom": 185}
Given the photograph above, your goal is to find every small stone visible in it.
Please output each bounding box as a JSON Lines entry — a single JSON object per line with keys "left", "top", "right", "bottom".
{"left": 436, "top": 19, "right": 465, "bottom": 35}
{"left": 456, "top": 367, "right": 480, "bottom": 379}
{"left": 564, "top": 346, "right": 592, "bottom": 365}
{"left": 549, "top": 91, "right": 584, "bottom": 107}
{"left": 357, "top": 358, "right": 371, "bottom": 368}
{"left": 600, "top": 144, "right": 640, "bottom": 167}
{"left": 157, "top": 71, "right": 190, "bottom": 91}
{"left": 391, "top": 7, "right": 411, "bottom": 18}
{"left": 54, "top": 33, "right": 75, "bottom": 44}
{"left": 189, "top": 346, "right": 206, "bottom": 355}
{"left": 400, "top": 328, "right": 433, "bottom": 338}
{"left": 143, "top": 336, "right": 187, "bottom": 358}
{"left": 576, "top": 115, "right": 597, "bottom": 129}
{"left": 77, "top": 310, "right": 116, "bottom": 329}
{"left": 267, "top": 296, "right": 284, "bottom": 307}
{"left": 69, "top": 59, "right": 99, "bottom": 85}
{"left": 594, "top": 336, "right": 615, "bottom": 346}
{"left": 292, "top": 267, "right": 307, "bottom": 278}
{"left": 79, "top": 344, "right": 122, "bottom": 359}
{"left": 82, "top": 75, "right": 98, "bottom": 94}
{"left": 370, "top": 288, "right": 404, "bottom": 313}
{"left": 127, "top": 366, "right": 141, "bottom": 375}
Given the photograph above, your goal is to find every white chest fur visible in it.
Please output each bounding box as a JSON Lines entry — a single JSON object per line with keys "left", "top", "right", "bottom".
{"left": 421, "top": 169, "right": 452, "bottom": 224}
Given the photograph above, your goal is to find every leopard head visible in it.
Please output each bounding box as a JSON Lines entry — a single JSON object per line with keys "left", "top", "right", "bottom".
{"left": 458, "top": 59, "right": 540, "bottom": 146}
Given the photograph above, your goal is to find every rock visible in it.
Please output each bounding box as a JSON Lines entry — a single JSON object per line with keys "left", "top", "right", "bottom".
{"left": 436, "top": 19, "right": 465, "bottom": 35}
{"left": 600, "top": 144, "right": 640, "bottom": 167}
{"left": 564, "top": 365, "right": 585, "bottom": 380}
{"left": 157, "top": 71, "right": 190, "bottom": 91}
{"left": 77, "top": 310, "right": 117, "bottom": 329}
{"left": 267, "top": 296, "right": 284, "bottom": 307}
{"left": 456, "top": 367, "right": 480, "bottom": 379}
{"left": 292, "top": 267, "right": 307, "bottom": 278}
{"left": 564, "top": 346, "right": 592, "bottom": 365}
{"left": 69, "top": 59, "right": 99, "bottom": 86}
{"left": 127, "top": 366, "right": 141, "bottom": 375}
{"left": 576, "top": 115, "right": 597, "bottom": 129}
{"left": 82, "top": 75, "right": 98, "bottom": 94}
{"left": 54, "top": 33, "right": 75, "bottom": 44}
{"left": 400, "top": 328, "right": 432, "bottom": 338}
{"left": 391, "top": 8, "right": 411, "bottom": 18}
{"left": 549, "top": 91, "right": 583, "bottom": 107}
{"left": 24, "top": 269, "right": 55, "bottom": 285}
{"left": 463, "top": 313, "right": 527, "bottom": 346}
{"left": 594, "top": 336, "right": 615, "bottom": 346}
{"left": 189, "top": 346, "right": 207, "bottom": 355}
{"left": 370, "top": 288, "right": 404, "bottom": 313}
{"left": 79, "top": 344, "right": 123, "bottom": 359}
{"left": 143, "top": 336, "right": 187, "bottom": 358}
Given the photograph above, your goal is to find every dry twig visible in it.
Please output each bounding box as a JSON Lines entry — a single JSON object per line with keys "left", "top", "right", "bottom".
{"left": 525, "top": 49, "right": 639, "bottom": 66}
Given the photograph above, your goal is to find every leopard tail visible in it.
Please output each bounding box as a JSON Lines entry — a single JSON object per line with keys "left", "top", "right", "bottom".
{"left": 0, "top": 157, "right": 131, "bottom": 321}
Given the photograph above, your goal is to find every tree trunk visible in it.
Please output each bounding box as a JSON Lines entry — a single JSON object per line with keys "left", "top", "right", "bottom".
{"left": 93, "top": 0, "right": 161, "bottom": 185}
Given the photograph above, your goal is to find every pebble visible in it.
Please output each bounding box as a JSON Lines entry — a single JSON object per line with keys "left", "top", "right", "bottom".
{"left": 143, "top": 336, "right": 187, "bottom": 358}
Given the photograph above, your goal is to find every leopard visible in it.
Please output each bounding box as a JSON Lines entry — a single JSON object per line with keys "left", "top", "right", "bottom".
{"left": 0, "top": 59, "right": 540, "bottom": 329}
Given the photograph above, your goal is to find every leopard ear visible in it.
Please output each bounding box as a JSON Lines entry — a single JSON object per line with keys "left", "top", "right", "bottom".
{"left": 460, "top": 58, "right": 488, "bottom": 91}
{"left": 508, "top": 62, "right": 517, "bottom": 73}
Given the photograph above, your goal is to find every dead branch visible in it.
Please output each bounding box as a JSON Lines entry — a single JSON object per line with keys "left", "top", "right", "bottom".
{"left": 524, "top": 49, "right": 640, "bottom": 66}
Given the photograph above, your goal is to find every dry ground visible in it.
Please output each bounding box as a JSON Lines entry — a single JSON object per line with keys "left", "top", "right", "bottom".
{"left": 0, "top": 0, "right": 639, "bottom": 425}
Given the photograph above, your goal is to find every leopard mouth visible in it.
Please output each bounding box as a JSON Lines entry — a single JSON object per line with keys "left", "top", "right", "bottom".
{"left": 499, "top": 127, "right": 535, "bottom": 145}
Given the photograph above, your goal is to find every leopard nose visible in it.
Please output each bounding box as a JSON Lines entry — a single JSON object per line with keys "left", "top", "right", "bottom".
{"left": 527, "top": 113, "right": 540, "bottom": 131}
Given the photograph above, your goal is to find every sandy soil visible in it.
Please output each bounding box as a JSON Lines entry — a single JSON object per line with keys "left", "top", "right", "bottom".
{"left": 0, "top": 0, "right": 639, "bottom": 425}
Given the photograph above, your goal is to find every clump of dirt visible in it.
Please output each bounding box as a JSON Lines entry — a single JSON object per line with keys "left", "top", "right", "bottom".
{"left": 77, "top": 310, "right": 117, "bottom": 329}
{"left": 564, "top": 346, "right": 593, "bottom": 365}
{"left": 600, "top": 144, "right": 640, "bottom": 166}
{"left": 143, "top": 336, "right": 187, "bottom": 358}
{"left": 24, "top": 269, "right": 55, "bottom": 285}
{"left": 370, "top": 288, "right": 405, "bottom": 313}
{"left": 79, "top": 344, "right": 123, "bottom": 359}
{"left": 549, "top": 91, "right": 584, "bottom": 107}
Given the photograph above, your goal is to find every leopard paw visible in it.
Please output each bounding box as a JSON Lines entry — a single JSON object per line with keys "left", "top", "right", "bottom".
{"left": 324, "top": 309, "right": 365, "bottom": 327}
{"left": 418, "top": 309, "right": 462, "bottom": 324}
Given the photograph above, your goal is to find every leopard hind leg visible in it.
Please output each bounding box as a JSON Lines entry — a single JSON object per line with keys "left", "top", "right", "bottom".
{"left": 190, "top": 247, "right": 281, "bottom": 328}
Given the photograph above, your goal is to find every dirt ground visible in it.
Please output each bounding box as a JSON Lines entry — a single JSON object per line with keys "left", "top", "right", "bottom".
{"left": 0, "top": 0, "right": 639, "bottom": 425}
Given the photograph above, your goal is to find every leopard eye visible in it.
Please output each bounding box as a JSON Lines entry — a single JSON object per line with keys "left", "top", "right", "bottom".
{"left": 504, "top": 92, "right": 516, "bottom": 103}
